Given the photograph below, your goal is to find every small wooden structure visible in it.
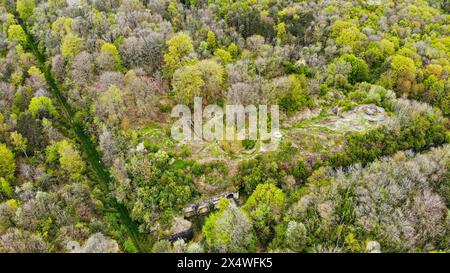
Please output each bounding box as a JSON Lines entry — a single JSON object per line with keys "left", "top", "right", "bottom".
{"left": 182, "top": 204, "right": 197, "bottom": 218}
{"left": 197, "top": 201, "right": 210, "bottom": 214}
{"left": 182, "top": 192, "right": 239, "bottom": 217}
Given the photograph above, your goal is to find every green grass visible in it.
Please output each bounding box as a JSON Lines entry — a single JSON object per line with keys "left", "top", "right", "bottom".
{"left": 291, "top": 113, "right": 333, "bottom": 128}
{"left": 141, "top": 121, "right": 161, "bottom": 135}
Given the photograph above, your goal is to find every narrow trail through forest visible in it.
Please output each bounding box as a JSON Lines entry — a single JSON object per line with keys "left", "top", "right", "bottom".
{"left": 15, "top": 16, "right": 144, "bottom": 252}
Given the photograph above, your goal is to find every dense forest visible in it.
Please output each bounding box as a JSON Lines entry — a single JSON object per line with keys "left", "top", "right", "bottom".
{"left": 0, "top": 0, "right": 449, "bottom": 253}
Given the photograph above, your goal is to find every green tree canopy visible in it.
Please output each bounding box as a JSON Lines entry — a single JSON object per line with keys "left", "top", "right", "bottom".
{"left": 61, "top": 33, "right": 84, "bottom": 58}
{"left": 243, "top": 183, "right": 285, "bottom": 244}
{"left": 17, "top": 0, "right": 35, "bottom": 21}
{"left": 163, "top": 32, "right": 194, "bottom": 76}
{"left": 56, "top": 140, "right": 85, "bottom": 181}
{"left": 101, "top": 42, "right": 123, "bottom": 71}
{"left": 337, "top": 54, "right": 369, "bottom": 84}
{"left": 203, "top": 199, "right": 256, "bottom": 252}
{"left": 28, "top": 96, "right": 57, "bottom": 118}
{"left": 7, "top": 24, "right": 27, "bottom": 45}
{"left": 0, "top": 143, "right": 15, "bottom": 181}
